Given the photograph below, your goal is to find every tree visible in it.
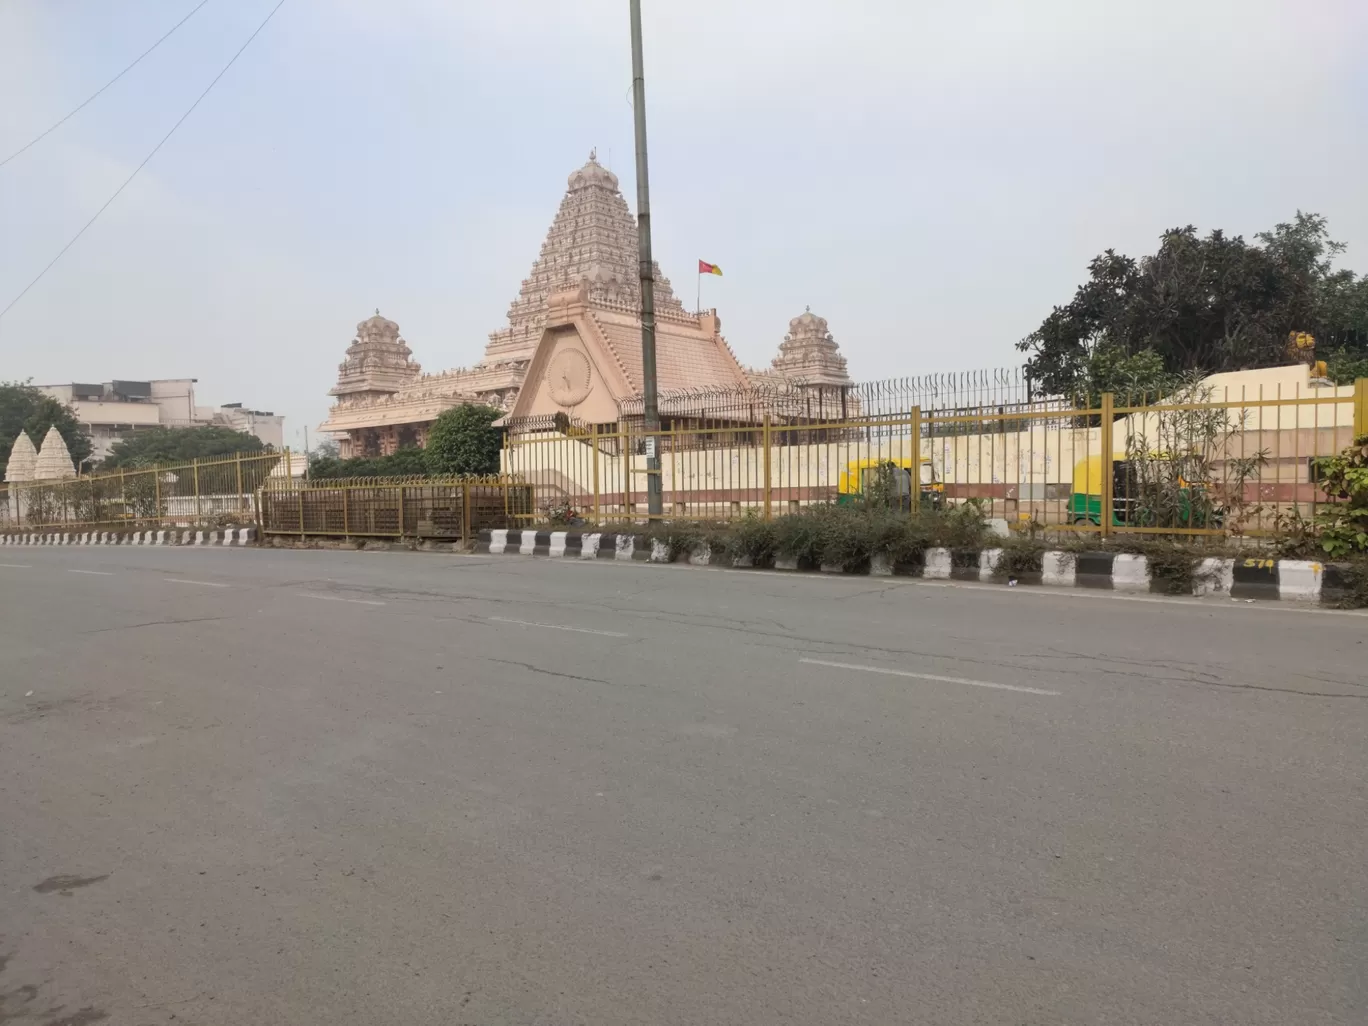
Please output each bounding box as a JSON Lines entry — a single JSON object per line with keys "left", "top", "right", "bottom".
{"left": 423, "top": 404, "right": 503, "bottom": 476}
{"left": 1018, "top": 212, "right": 1368, "bottom": 399}
{"left": 101, "top": 425, "right": 265, "bottom": 468}
{"left": 0, "top": 381, "right": 92, "bottom": 478}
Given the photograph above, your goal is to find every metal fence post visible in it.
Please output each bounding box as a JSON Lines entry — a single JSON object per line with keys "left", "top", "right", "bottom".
{"left": 762, "top": 414, "right": 772, "bottom": 520}
{"left": 1099, "top": 392, "right": 1114, "bottom": 538}
{"left": 235, "top": 453, "right": 244, "bottom": 515}
{"left": 461, "top": 482, "right": 472, "bottom": 546}
{"left": 910, "top": 405, "right": 922, "bottom": 516}
{"left": 298, "top": 486, "right": 305, "bottom": 539}
{"left": 591, "top": 423, "right": 601, "bottom": 524}
{"left": 1356, "top": 378, "right": 1368, "bottom": 438}
{"left": 623, "top": 424, "right": 632, "bottom": 516}
{"left": 118, "top": 469, "right": 127, "bottom": 527}
{"left": 397, "top": 484, "right": 405, "bottom": 539}
{"left": 154, "top": 470, "right": 162, "bottom": 527}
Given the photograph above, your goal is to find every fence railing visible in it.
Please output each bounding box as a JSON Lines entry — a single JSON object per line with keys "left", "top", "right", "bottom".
{"left": 258, "top": 476, "right": 534, "bottom": 542}
{"left": 1, "top": 450, "right": 284, "bottom": 531}
{"left": 504, "top": 379, "right": 1368, "bottom": 538}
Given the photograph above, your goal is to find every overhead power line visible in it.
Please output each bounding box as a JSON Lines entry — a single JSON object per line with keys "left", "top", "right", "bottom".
{"left": 0, "top": 0, "right": 287, "bottom": 323}
{"left": 0, "top": 0, "right": 216, "bottom": 169}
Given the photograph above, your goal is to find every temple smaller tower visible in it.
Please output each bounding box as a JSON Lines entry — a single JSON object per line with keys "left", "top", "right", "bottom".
{"left": 33, "top": 425, "right": 77, "bottom": 480}
{"left": 770, "top": 308, "right": 852, "bottom": 387}
{"left": 330, "top": 311, "right": 423, "bottom": 407}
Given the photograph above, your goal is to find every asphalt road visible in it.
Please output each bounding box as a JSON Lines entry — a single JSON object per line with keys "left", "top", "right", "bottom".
{"left": 1, "top": 546, "right": 1364, "bottom": 1025}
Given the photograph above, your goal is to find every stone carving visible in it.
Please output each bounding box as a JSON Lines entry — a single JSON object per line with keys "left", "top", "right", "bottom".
{"left": 546, "top": 349, "right": 593, "bottom": 408}
{"left": 770, "top": 307, "right": 852, "bottom": 387}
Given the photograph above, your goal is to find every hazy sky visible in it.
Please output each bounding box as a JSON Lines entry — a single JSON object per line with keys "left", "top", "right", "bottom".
{"left": 2, "top": 0, "right": 1365, "bottom": 447}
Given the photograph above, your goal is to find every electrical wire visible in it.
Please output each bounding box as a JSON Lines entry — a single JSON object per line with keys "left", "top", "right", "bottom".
{"left": 0, "top": 0, "right": 216, "bottom": 169}
{"left": 0, "top": 0, "right": 287, "bottom": 323}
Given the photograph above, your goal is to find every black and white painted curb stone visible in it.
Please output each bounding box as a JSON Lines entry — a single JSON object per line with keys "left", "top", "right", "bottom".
{"left": 0, "top": 527, "right": 257, "bottom": 546}
{"left": 476, "top": 529, "right": 1350, "bottom": 605}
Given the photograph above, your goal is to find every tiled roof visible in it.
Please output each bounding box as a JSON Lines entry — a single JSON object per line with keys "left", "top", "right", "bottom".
{"left": 593, "top": 315, "right": 748, "bottom": 394}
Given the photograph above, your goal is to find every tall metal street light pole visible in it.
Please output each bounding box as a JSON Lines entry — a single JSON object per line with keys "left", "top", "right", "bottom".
{"left": 629, "top": 0, "right": 662, "bottom": 517}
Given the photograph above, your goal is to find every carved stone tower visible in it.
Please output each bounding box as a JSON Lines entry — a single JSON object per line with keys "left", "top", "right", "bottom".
{"left": 481, "top": 151, "right": 686, "bottom": 367}
{"left": 770, "top": 308, "right": 852, "bottom": 387}
{"left": 330, "top": 311, "right": 423, "bottom": 407}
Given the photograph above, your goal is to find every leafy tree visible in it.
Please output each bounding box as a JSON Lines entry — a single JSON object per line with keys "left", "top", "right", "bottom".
{"left": 1019, "top": 212, "right": 1368, "bottom": 399}
{"left": 423, "top": 404, "right": 503, "bottom": 476}
{"left": 101, "top": 425, "right": 265, "bottom": 468}
{"left": 0, "top": 381, "right": 93, "bottom": 478}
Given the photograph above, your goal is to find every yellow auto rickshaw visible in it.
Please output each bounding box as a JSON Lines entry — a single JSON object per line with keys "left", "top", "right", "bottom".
{"left": 837, "top": 457, "right": 943, "bottom": 510}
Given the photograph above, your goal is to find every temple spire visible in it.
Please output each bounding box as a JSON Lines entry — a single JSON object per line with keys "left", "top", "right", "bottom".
{"left": 481, "top": 151, "right": 686, "bottom": 366}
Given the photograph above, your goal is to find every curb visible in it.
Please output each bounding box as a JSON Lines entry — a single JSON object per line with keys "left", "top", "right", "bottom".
{"left": 0, "top": 527, "right": 257, "bottom": 547}
{"left": 475, "top": 530, "right": 1345, "bottom": 606}
{"left": 476, "top": 529, "right": 654, "bottom": 562}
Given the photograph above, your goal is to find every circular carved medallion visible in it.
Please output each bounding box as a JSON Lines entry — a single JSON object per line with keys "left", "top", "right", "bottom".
{"left": 546, "top": 349, "right": 592, "bottom": 407}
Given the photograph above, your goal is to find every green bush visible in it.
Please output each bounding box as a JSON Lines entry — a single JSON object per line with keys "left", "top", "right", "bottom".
{"left": 308, "top": 447, "right": 429, "bottom": 480}
{"left": 766, "top": 503, "right": 994, "bottom": 572}
{"left": 730, "top": 513, "right": 778, "bottom": 566}
{"left": 1138, "top": 543, "right": 1203, "bottom": 594}
{"left": 1309, "top": 434, "right": 1368, "bottom": 559}
{"left": 992, "top": 539, "right": 1045, "bottom": 580}
{"left": 936, "top": 500, "right": 990, "bottom": 549}
{"left": 652, "top": 522, "right": 702, "bottom": 563}
{"left": 772, "top": 505, "right": 835, "bottom": 568}
{"left": 423, "top": 404, "right": 503, "bottom": 477}
{"left": 866, "top": 507, "right": 932, "bottom": 567}
{"left": 1325, "top": 559, "right": 1368, "bottom": 609}
{"left": 820, "top": 507, "right": 879, "bottom": 572}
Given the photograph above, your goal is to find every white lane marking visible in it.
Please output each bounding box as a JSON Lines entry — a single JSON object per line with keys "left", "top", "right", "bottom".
{"left": 67, "top": 569, "right": 114, "bottom": 576}
{"left": 800, "top": 657, "right": 1061, "bottom": 696}
{"left": 488, "top": 616, "right": 627, "bottom": 637}
{"left": 0, "top": 563, "right": 33, "bottom": 569}
{"left": 299, "top": 593, "right": 386, "bottom": 607}
{"left": 164, "top": 578, "right": 230, "bottom": 588}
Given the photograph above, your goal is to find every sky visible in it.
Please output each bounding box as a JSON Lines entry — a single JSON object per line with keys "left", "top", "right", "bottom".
{"left": 1, "top": 0, "right": 1366, "bottom": 448}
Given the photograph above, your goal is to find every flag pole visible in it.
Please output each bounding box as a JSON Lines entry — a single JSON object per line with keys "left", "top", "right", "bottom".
{"left": 696, "top": 270, "right": 701, "bottom": 315}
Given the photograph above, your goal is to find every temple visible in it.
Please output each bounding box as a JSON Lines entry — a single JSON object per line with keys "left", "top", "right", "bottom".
{"left": 319, "top": 152, "right": 852, "bottom": 456}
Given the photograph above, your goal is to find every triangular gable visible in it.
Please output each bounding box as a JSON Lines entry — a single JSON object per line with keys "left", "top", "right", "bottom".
{"left": 506, "top": 291, "right": 635, "bottom": 423}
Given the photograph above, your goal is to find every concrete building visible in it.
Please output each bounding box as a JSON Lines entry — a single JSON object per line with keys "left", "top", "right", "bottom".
{"left": 39, "top": 379, "right": 284, "bottom": 462}
{"left": 319, "top": 151, "right": 852, "bottom": 457}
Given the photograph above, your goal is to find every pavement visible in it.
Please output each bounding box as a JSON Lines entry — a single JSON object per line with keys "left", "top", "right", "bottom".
{"left": 0, "top": 546, "right": 1364, "bottom": 1026}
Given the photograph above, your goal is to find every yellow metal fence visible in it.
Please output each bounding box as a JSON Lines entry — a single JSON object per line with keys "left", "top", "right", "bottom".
{"left": 258, "top": 476, "right": 534, "bottom": 542}
{"left": 504, "top": 380, "right": 1368, "bottom": 538}
{"left": 0, "top": 451, "right": 283, "bottom": 531}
